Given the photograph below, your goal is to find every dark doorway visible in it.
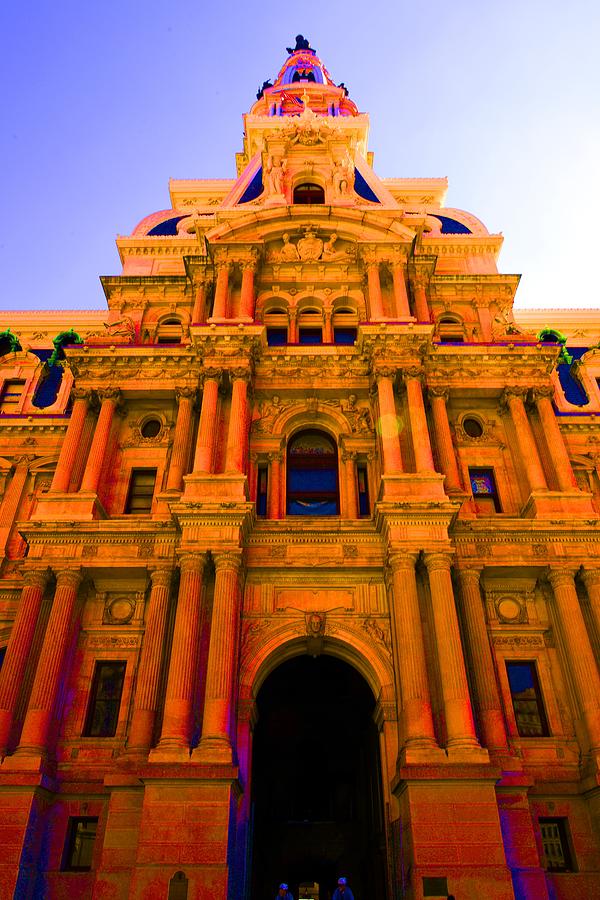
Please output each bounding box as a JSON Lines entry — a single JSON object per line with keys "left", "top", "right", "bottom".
{"left": 250, "top": 655, "right": 388, "bottom": 900}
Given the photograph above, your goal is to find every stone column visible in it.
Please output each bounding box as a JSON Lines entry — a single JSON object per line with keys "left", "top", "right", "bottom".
{"left": 268, "top": 451, "right": 282, "bottom": 519}
{"left": 240, "top": 259, "right": 257, "bottom": 320}
{"left": 411, "top": 272, "right": 431, "bottom": 323}
{"left": 391, "top": 260, "right": 411, "bottom": 317}
{"left": 80, "top": 388, "right": 121, "bottom": 494}
{"left": 581, "top": 568, "right": 600, "bottom": 656}
{"left": 14, "top": 568, "right": 82, "bottom": 758}
{"left": 212, "top": 261, "right": 231, "bottom": 319}
{"left": 547, "top": 568, "right": 600, "bottom": 752}
{"left": 375, "top": 370, "right": 403, "bottom": 474}
{"left": 225, "top": 369, "right": 251, "bottom": 474}
{"left": 165, "top": 388, "right": 196, "bottom": 492}
{"left": 0, "top": 569, "right": 50, "bottom": 755}
{"left": 428, "top": 387, "right": 463, "bottom": 491}
{"left": 344, "top": 450, "right": 358, "bottom": 518}
{"left": 403, "top": 368, "right": 435, "bottom": 472}
{"left": 455, "top": 566, "right": 509, "bottom": 752}
{"left": 323, "top": 310, "right": 334, "bottom": 343}
{"left": 50, "top": 389, "right": 91, "bottom": 492}
{"left": 191, "top": 271, "right": 209, "bottom": 323}
{"left": 502, "top": 387, "right": 548, "bottom": 493}
{"left": 288, "top": 309, "right": 298, "bottom": 344}
{"left": 532, "top": 387, "right": 578, "bottom": 492}
{"left": 423, "top": 553, "right": 481, "bottom": 751}
{"left": 365, "top": 261, "right": 384, "bottom": 320}
{"left": 126, "top": 567, "right": 173, "bottom": 756}
{"left": 194, "top": 551, "right": 243, "bottom": 762}
{"left": 152, "top": 553, "right": 206, "bottom": 757}
{"left": 387, "top": 552, "right": 438, "bottom": 752}
{"left": 192, "top": 369, "right": 222, "bottom": 473}
{"left": 0, "top": 456, "right": 31, "bottom": 551}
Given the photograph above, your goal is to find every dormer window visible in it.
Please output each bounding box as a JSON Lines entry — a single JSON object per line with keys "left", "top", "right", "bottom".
{"left": 293, "top": 183, "right": 325, "bottom": 204}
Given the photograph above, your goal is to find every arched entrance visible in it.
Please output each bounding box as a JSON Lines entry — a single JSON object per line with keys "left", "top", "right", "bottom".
{"left": 250, "top": 654, "right": 388, "bottom": 900}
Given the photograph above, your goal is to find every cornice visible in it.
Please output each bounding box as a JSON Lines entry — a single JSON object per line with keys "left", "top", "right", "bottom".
{"left": 421, "top": 234, "right": 504, "bottom": 259}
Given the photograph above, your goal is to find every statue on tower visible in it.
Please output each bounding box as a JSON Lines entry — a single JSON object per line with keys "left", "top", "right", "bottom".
{"left": 286, "top": 35, "right": 312, "bottom": 54}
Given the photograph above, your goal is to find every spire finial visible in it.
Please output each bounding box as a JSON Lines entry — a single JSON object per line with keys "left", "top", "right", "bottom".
{"left": 286, "top": 35, "right": 313, "bottom": 55}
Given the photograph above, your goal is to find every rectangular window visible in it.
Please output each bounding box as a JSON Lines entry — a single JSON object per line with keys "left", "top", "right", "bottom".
{"left": 333, "top": 327, "right": 357, "bottom": 345}
{"left": 506, "top": 661, "right": 549, "bottom": 737}
{"left": 0, "top": 379, "right": 26, "bottom": 413}
{"left": 298, "top": 328, "right": 323, "bottom": 345}
{"left": 539, "top": 817, "right": 575, "bottom": 872}
{"left": 62, "top": 817, "right": 98, "bottom": 871}
{"left": 125, "top": 468, "right": 157, "bottom": 514}
{"left": 83, "top": 661, "right": 126, "bottom": 737}
{"left": 266, "top": 327, "right": 288, "bottom": 346}
{"left": 357, "top": 464, "right": 370, "bottom": 517}
{"left": 257, "top": 465, "right": 268, "bottom": 517}
{"left": 0, "top": 646, "right": 5, "bottom": 669}
{"left": 469, "top": 467, "right": 501, "bottom": 513}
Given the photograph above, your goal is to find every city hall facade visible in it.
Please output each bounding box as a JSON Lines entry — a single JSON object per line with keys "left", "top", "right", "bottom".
{"left": 0, "top": 38, "right": 600, "bottom": 900}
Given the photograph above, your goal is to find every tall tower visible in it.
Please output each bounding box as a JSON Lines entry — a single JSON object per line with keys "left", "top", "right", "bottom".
{"left": 1, "top": 35, "right": 600, "bottom": 900}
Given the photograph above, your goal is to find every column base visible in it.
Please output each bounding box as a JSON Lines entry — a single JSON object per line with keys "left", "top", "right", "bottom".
{"left": 147, "top": 744, "right": 191, "bottom": 764}
{"left": 34, "top": 491, "right": 107, "bottom": 520}
{"left": 191, "top": 737, "right": 233, "bottom": 765}
{"left": 521, "top": 489, "right": 597, "bottom": 518}
{"left": 1, "top": 750, "right": 46, "bottom": 772}
{"left": 400, "top": 741, "right": 447, "bottom": 766}
{"left": 446, "top": 742, "right": 490, "bottom": 764}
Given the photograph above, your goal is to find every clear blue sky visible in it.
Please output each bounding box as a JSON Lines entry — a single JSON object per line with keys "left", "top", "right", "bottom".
{"left": 1, "top": 0, "right": 598, "bottom": 312}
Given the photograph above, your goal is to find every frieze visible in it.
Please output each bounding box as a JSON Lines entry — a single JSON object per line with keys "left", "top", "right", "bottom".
{"left": 85, "top": 634, "right": 141, "bottom": 650}
{"left": 492, "top": 634, "right": 545, "bottom": 648}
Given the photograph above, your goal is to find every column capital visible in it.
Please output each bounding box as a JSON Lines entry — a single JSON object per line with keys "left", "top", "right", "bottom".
{"left": 500, "top": 385, "right": 527, "bottom": 409}
{"left": 373, "top": 365, "right": 397, "bottom": 383}
{"left": 229, "top": 366, "right": 253, "bottom": 383}
{"left": 428, "top": 385, "right": 449, "bottom": 402}
{"left": 200, "top": 367, "right": 223, "bottom": 386}
{"left": 267, "top": 450, "right": 284, "bottom": 463}
{"left": 52, "top": 567, "right": 83, "bottom": 589}
{"left": 423, "top": 551, "right": 454, "bottom": 573}
{"left": 454, "top": 563, "right": 483, "bottom": 582}
{"left": 581, "top": 567, "right": 600, "bottom": 588}
{"left": 178, "top": 552, "right": 207, "bottom": 575}
{"left": 148, "top": 566, "right": 173, "bottom": 589}
{"left": 387, "top": 549, "right": 419, "bottom": 573}
{"left": 214, "top": 258, "right": 232, "bottom": 273}
{"left": 175, "top": 386, "right": 198, "bottom": 404}
{"left": 212, "top": 550, "right": 243, "bottom": 573}
{"left": 547, "top": 566, "right": 578, "bottom": 587}
{"left": 71, "top": 386, "right": 94, "bottom": 403}
{"left": 402, "top": 365, "right": 424, "bottom": 383}
{"left": 530, "top": 385, "right": 554, "bottom": 403}
{"left": 21, "top": 567, "right": 51, "bottom": 590}
{"left": 239, "top": 256, "right": 258, "bottom": 272}
{"left": 96, "top": 387, "right": 122, "bottom": 404}
{"left": 360, "top": 252, "right": 380, "bottom": 270}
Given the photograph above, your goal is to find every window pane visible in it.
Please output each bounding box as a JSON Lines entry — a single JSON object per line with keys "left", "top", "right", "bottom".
{"left": 266, "top": 328, "right": 288, "bottom": 346}
{"left": 298, "top": 329, "right": 322, "bottom": 345}
{"left": 288, "top": 499, "right": 338, "bottom": 516}
{"left": 84, "top": 661, "right": 126, "bottom": 737}
{"left": 0, "top": 380, "right": 26, "bottom": 413}
{"left": 288, "top": 468, "right": 338, "bottom": 493}
{"left": 63, "top": 817, "right": 98, "bottom": 871}
{"left": 333, "top": 327, "right": 357, "bottom": 345}
{"left": 506, "top": 661, "right": 549, "bottom": 737}
{"left": 540, "top": 818, "right": 574, "bottom": 872}
{"left": 125, "top": 468, "right": 157, "bottom": 514}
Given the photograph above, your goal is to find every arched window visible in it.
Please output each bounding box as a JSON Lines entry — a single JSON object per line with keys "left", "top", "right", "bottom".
{"left": 298, "top": 308, "right": 323, "bottom": 345}
{"left": 156, "top": 318, "right": 183, "bottom": 344}
{"left": 264, "top": 306, "right": 288, "bottom": 346}
{"left": 437, "top": 316, "right": 465, "bottom": 344}
{"left": 293, "top": 183, "right": 325, "bottom": 204}
{"left": 287, "top": 430, "right": 339, "bottom": 515}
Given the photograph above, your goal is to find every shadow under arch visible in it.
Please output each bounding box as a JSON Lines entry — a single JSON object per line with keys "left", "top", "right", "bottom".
{"left": 247, "top": 643, "right": 391, "bottom": 900}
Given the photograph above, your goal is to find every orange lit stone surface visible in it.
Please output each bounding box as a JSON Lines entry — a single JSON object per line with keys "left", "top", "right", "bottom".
{"left": 1, "top": 37, "right": 600, "bottom": 900}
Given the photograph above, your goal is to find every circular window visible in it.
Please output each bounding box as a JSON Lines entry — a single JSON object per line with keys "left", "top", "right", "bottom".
{"left": 140, "top": 419, "right": 161, "bottom": 438}
{"left": 462, "top": 417, "right": 484, "bottom": 438}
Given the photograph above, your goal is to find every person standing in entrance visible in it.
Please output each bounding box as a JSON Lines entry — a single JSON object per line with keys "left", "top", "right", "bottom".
{"left": 332, "top": 876, "right": 354, "bottom": 899}
{"left": 276, "top": 883, "right": 293, "bottom": 900}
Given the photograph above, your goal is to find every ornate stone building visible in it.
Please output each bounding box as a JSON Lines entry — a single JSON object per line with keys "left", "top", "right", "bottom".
{"left": 0, "top": 37, "right": 600, "bottom": 900}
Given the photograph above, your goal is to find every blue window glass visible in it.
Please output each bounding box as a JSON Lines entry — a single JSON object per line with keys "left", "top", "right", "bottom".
{"left": 287, "top": 430, "right": 339, "bottom": 516}
{"left": 334, "top": 327, "right": 357, "bottom": 345}
{"left": 298, "top": 328, "right": 322, "bottom": 345}
{"left": 266, "top": 328, "right": 288, "bottom": 346}
{"left": 0, "top": 646, "right": 6, "bottom": 669}
{"left": 257, "top": 466, "right": 268, "bottom": 517}
{"left": 147, "top": 216, "right": 186, "bottom": 236}
{"left": 239, "top": 168, "right": 264, "bottom": 204}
